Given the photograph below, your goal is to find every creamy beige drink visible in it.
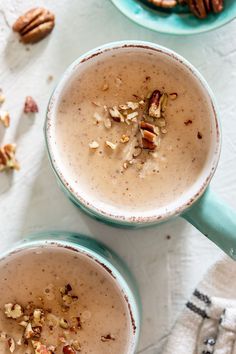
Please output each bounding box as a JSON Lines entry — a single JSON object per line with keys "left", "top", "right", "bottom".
{"left": 54, "top": 47, "right": 213, "bottom": 214}
{"left": 0, "top": 245, "right": 131, "bottom": 353}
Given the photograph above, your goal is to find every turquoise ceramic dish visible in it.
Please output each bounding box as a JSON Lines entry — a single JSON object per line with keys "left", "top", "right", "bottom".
{"left": 1, "top": 231, "right": 141, "bottom": 352}
{"left": 110, "top": 0, "right": 236, "bottom": 35}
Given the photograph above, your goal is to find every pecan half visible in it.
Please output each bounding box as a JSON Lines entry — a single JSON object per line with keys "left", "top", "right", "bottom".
{"left": 13, "top": 8, "right": 55, "bottom": 44}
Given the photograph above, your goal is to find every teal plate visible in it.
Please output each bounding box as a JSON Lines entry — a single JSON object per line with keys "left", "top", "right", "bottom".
{"left": 110, "top": 0, "right": 236, "bottom": 35}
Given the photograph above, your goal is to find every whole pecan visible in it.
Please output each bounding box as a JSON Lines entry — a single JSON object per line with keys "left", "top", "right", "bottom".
{"left": 211, "top": 0, "right": 223, "bottom": 13}
{"left": 187, "top": 0, "right": 224, "bottom": 18}
{"left": 13, "top": 8, "right": 55, "bottom": 44}
{"left": 187, "top": 0, "right": 207, "bottom": 18}
{"left": 146, "top": 0, "right": 177, "bottom": 8}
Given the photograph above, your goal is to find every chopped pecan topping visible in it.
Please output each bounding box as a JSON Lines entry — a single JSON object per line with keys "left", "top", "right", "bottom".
{"left": 120, "top": 135, "right": 129, "bottom": 143}
{"left": 148, "top": 90, "right": 162, "bottom": 118}
{"left": 105, "top": 141, "right": 117, "bottom": 150}
{"left": 89, "top": 141, "right": 99, "bottom": 149}
{"left": 109, "top": 107, "right": 124, "bottom": 122}
{"left": 140, "top": 121, "right": 160, "bottom": 135}
{"left": 101, "top": 334, "right": 115, "bottom": 342}
{"left": 169, "top": 92, "right": 178, "bottom": 100}
{"left": 184, "top": 119, "right": 193, "bottom": 126}
{"left": 197, "top": 131, "right": 203, "bottom": 139}
{"left": 142, "top": 139, "right": 157, "bottom": 151}
{"left": 8, "top": 338, "right": 15, "bottom": 353}
{"left": 59, "top": 318, "right": 69, "bottom": 329}
{"left": 63, "top": 345, "right": 76, "bottom": 354}
{"left": 4, "top": 303, "right": 23, "bottom": 319}
{"left": 140, "top": 121, "right": 160, "bottom": 151}
{"left": 32, "top": 340, "right": 54, "bottom": 354}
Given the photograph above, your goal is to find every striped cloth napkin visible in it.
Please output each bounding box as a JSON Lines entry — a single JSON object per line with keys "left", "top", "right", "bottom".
{"left": 162, "top": 257, "right": 236, "bottom": 354}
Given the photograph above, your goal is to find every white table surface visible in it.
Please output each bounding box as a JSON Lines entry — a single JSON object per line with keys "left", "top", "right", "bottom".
{"left": 0, "top": 1, "right": 235, "bottom": 352}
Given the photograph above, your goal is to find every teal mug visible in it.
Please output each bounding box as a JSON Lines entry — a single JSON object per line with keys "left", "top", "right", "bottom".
{"left": 0, "top": 231, "right": 141, "bottom": 353}
{"left": 45, "top": 41, "right": 235, "bottom": 259}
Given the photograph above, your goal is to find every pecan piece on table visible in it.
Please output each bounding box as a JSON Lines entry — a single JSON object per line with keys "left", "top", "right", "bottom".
{"left": 12, "top": 8, "right": 55, "bottom": 44}
{"left": 0, "top": 144, "right": 19, "bottom": 172}
{"left": 24, "top": 96, "right": 39, "bottom": 113}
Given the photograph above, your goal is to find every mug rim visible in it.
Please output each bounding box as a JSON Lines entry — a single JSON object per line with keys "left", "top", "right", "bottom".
{"left": 0, "top": 232, "right": 140, "bottom": 352}
{"left": 45, "top": 40, "right": 221, "bottom": 225}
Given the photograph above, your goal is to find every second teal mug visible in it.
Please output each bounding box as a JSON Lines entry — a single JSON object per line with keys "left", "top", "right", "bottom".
{"left": 45, "top": 41, "right": 236, "bottom": 259}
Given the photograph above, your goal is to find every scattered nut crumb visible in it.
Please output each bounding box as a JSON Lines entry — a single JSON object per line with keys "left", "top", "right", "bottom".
{"left": 0, "top": 332, "right": 7, "bottom": 341}
{"left": 105, "top": 141, "right": 117, "bottom": 150}
{"left": 0, "top": 111, "right": 10, "bottom": 127}
{"left": 184, "top": 119, "right": 192, "bottom": 126}
{"left": 104, "top": 118, "right": 111, "bottom": 129}
{"left": 92, "top": 101, "right": 101, "bottom": 107}
{"left": 120, "top": 135, "right": 129, "bottom": 143}
{"left": 197, "top": 132, "right": 202, "bottom": 139}
{"left": 4, "top": 304, "right": 23, "bottom": 319}
{"left": 24, "top": 96, "right": 38, "bottom": 113}
{"left": 47, "top": 75, "right": 53, "bottom": 82}
{"left": 63, "top": 345, "right": 76, "bottom": 354}
{"left": 102, "top": 83, "right": 109, "bottom": 91}
{"left": 123, "top": 162, "right": 128, "bottom": 169}
{"left": 59, "top": 318, "right": 69, "bottom": 329}
{"left": 89, "top": 141, "right": 99, "bottom": 149}
{"left": 101, "top": 334, "right": 115, "bottom": 342}
{"left": 109, "top": 107, "right": 124, "bottom": 122}
{"left": 71, "top": 340, "right": 81, "bottom": 351}
{"left": 24, "top": 323, "right": 34, "bottom": 339}
{"left": 32, "top": 340, "right": 54, "bottom": 354}
{"left": 8, "top": 338, "right": 15, "bottom": 353}
{"left": 93, "top": 112, "right": 103, "bottom": 124}
{"left": 169, "top": 92, "right": 178, "bottom": 100}
{"left": 126, "top": 111, "right": 138, "bottom": 121}
{"left": 115, "top": 77, "right": 122, "bottom": 87}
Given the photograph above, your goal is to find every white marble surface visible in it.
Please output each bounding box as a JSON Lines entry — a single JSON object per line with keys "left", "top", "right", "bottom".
{"left": 0, "top": 1, "right": 235, "bottom": 352}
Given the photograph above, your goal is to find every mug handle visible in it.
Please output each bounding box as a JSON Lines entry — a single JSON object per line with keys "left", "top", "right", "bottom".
{"left": 182, "top": 188, "right": 236, "bottom": 259}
